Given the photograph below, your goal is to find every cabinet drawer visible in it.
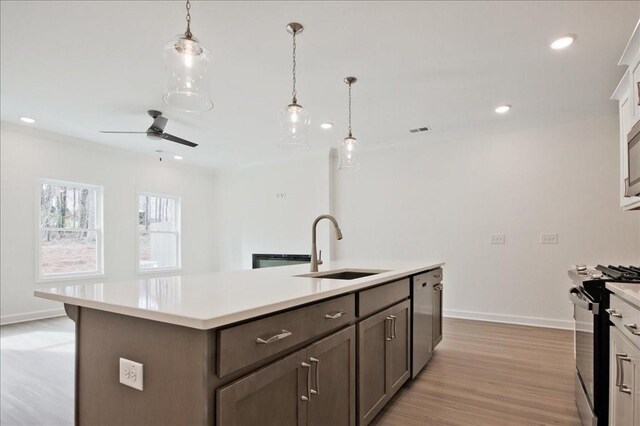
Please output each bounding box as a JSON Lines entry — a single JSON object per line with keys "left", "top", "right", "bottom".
{"left": 358, "top": 279, "right": 409, "bottom": 318}
{"left": 609, "top": 294, "right": 640, "bottom": 347}
{"left": 414, "top": 268, "right": 443, "bottom": 287}
{"left": 217, "top": 294, "right": 355, "bottom": 377}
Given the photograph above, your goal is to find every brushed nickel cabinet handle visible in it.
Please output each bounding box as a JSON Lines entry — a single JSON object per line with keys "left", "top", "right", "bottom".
{"left": 301, "top": 362, "right": 311, "bottom": 401}
{"left": 390, "top": 315, "right": 397, "bottom": 339}
{"left": 624, "top": 323, "right": 640, "bottom": 336}
{"left": 619, "top": 354, "right": 632, "bottom": 394}
{"left": 309, "top": 357, "right": 320, "bottom": 396}
{"left": 615, "top": 352, "right": 626, "bottom": 387}
{"left": 325, "top": 311, "right": 346, "bottom": 319}
{"left": 434, "top": 274, "right": 441, "bottom": 278}
{"left": 256, "top": 329, "right": 292, "bottom": 344}
{"left": 385, "top": 317, "right": 393, "bottom": 341}
{"left": 606, "top": 308, "right": 623, "bottom": 318}
{"left": 433, "top": 284, "right": 443, "bottom": 291}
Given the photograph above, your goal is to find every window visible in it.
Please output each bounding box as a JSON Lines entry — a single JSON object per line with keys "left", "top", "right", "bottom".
{"left": 138, "top": 193, "right": 180, "bottom": 272}
{"left": 38, "top": 179, "right": 103, "bottom": 279}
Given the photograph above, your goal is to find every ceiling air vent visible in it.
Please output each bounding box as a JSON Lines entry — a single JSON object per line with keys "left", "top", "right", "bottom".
{"left": 409, "top": 126, "right": 431, "bottom": 133}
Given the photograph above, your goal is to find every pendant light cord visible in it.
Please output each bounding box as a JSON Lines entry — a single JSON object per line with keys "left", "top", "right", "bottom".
{"left": 348, "top": 82, "right": 353, "bottom": 137}
{"left": 184, "top": 0, "right": 192, "bottom": 39}
{"left": 291, "top": 31, "right": 297, "bottom": 104}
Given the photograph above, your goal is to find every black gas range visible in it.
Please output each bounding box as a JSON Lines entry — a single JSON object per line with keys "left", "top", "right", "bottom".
{"left": 569, "top": 265, "right": 640, "bottom": 426}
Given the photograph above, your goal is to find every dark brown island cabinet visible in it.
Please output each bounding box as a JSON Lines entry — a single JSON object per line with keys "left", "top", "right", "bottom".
{"left": 57, "top": 267, "right": 443, "bottom": 426}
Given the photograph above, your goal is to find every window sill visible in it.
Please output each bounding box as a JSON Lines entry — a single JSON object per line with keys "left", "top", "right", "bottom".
{"left": 137, "top": 267, "right": 182, "bottom": 276}
{"left": 36, "top": 272, "right": 105, "bottom": 284}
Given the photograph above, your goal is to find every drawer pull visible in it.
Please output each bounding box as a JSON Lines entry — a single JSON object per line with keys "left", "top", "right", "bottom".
{"left": 624, "top": 324, "right": 640, "bottom": 336}
{"left": 256, "top": 329, "right": 292, "bottom": 344}
{"left": 434, "top": 274, "right": 441, "bottom": 278}
{"left": 324, "top": 311, "right": 346, "bottom": 320}
{"left": 605, "top": 308, "right": 623, "bottom": 318}
{"left": 433, "top": 284, "right": 443, "bottom": 291}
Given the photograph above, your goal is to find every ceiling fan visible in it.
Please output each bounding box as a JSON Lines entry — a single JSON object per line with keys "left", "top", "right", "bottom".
{"left": 100, "top": 110, "right": 198, "bottom": 147}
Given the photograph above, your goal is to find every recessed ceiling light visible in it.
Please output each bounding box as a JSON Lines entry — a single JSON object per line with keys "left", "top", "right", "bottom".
{"left": 495, "top": 105, "right": 511, "bottom": 114}
{"left": 20, "top": 116, "right": 36, "bottom": 124}
{"left": 320, "top": 122, "right": 333, "bottom": 129}
{"left": 550, "top": 35, "right": 576, "bottom": 50}
{"left": 173, "top": 155, "right": 183, "bottom": 160}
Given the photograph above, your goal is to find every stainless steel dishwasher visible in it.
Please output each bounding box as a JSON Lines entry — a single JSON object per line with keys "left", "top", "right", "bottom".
{"left": 411, "top": 272, "right": 434, "bottom": 378}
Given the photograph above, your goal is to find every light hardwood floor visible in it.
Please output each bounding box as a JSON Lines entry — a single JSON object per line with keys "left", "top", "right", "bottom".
{"left": 1, "top": 316, "right": 74, "bottom": 426}
{"left": 0, "top": 316, "right": 580, "bottom": 426}
{"left": 373, "top": 318, "right": 581, "bottom": 426}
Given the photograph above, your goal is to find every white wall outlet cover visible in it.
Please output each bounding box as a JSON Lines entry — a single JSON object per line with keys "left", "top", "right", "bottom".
{"left": 490, "top": 234, "right": 505, "bottom": 244}
{"left": 119, "top": 357, "right": 143, "bottom": 391}
{"left": 540, "top": 233, "right": 558, "bottom": 244}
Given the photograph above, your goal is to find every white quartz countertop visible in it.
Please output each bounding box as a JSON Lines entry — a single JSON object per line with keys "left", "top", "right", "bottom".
{"left": 607, "top": 282, "right": 640, "bottom": 308}
{"left": 34, "top": 260, "right": 444, "bottom": 329}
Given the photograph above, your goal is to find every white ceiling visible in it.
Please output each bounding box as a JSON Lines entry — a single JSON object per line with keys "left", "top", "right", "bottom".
{"left": 1, "top": 1, "right": 638, "bottom": 170}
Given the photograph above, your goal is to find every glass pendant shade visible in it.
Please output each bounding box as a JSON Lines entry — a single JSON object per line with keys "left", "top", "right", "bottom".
{"left": 280, "top": 102, "right": 310, "bottom": 148}
{"left": 163, "top": 36, "right": 213, "bottom": 112}
{"left": 338, "top": 136, "right": 359, "bottom": 171}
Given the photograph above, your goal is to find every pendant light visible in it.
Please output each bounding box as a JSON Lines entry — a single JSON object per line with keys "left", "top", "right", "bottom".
{"left": 338, "top": 77, "right": 360, "bottom": 171}
{"left": 163, "top": 0, "right": 213, "bottom": 112}
{"left": 280, "top": 23, "right": 310, "bottom": 148}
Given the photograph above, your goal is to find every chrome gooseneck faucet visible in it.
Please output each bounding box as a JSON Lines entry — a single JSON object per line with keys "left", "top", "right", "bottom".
{"left": 310, "top": 214, "right": 343, "bottom": 272}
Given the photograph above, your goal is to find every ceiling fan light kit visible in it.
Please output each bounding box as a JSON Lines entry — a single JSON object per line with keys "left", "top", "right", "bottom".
{"left": 280, "top": 22, "right": 311, "bottom": 149}
{"left": 163, "top": 0, "right": 213, "bottom": 112}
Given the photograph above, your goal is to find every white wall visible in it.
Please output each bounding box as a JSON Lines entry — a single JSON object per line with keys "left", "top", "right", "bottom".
{"left": 333, "top": 113, "right": 640, "bottom": 328}
{"left": 213, "top": 156, "right": 332, "bottom": 271}
{"left": 213, "top": 113, "right": 639, "bottom": 329}
{"left": 4, "top": 112, "right": 639, "bottom": 329}
{"left": 0, "top": 123, "right": 219, "bottom": 324}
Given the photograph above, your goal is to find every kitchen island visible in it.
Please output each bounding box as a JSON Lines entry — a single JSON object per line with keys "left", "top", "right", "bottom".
{"left": 35, "top": 260, "right": 444, "bottom": 426}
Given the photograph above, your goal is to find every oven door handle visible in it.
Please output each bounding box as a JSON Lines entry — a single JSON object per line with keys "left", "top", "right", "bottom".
{"left": 569, "top": 287, "right": 598, "bottom": 313}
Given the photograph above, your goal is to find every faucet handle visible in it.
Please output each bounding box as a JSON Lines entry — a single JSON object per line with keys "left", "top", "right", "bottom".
{"left": 317, "top": 250, "right": 323, "bottom": 265}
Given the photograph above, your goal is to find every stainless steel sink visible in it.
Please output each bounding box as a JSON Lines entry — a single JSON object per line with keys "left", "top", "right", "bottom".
{"left": 296, "top": 269, "right": 388, "bottom": 280}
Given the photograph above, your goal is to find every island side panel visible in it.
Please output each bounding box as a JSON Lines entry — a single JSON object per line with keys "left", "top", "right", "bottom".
{"left": 75, "top": 307, "right": 214, "bottom": 426}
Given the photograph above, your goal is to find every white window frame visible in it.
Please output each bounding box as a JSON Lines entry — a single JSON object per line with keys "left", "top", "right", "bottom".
{"left": 136, "top": 192, "right": 181, "bottom": 274}
{"left": 36, "top": 178, "right": 104, "bottom": 282}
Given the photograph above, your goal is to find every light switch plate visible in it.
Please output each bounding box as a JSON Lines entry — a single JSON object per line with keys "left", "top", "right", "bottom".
{"left": 490, "top": 234, "right": 505, "bottom": 244}
{"left": 119, "top": 358, "right": 143, "bottom": 391}
{"left": 540, "top": 233, "right": 558, "bottom": 244}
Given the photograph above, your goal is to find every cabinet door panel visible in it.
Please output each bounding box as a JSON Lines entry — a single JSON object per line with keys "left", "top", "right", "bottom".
{"left": 307, "top": 326, "right": 356, "bottom": 426}
{"left": 388, "top": 300, "right": 411, "bottom": 394}
{"left": 217, "top": 349, "right": 308, "bottom": 426}
{"left": 358, "top": 309, "right": 390, "bottom": 425}
{"left": 610, "top": 326, "right": 638, "bottom": 426}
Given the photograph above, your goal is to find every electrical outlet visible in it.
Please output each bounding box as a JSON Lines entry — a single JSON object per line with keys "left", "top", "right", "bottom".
{"left": 540, "top": 233, "right": 558, "bottom": 244}
{"left": 490, "top": 234, "right": 505, "bottom": 244}
{"left": 119, "top": 358, "right": 143, "bottom": 391}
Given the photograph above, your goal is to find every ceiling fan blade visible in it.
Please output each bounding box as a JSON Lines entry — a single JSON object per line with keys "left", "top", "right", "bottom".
{"left": 162, "top": 133, "right": 198, "bottom": 148}
{"left": 99, "top": 131, "right": 147, "bottom": 134}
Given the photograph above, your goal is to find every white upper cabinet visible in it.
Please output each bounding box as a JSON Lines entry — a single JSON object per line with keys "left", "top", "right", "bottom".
{"left": 612, "top": 20, "right": 640, "bottom": 211}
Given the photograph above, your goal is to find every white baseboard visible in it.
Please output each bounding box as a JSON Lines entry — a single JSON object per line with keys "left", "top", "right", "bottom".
{"left": 0, "top": 308, "right": 66, "bottom": 326}
{"left": 444, "top": 309, "right": 573, "bottom": 330}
